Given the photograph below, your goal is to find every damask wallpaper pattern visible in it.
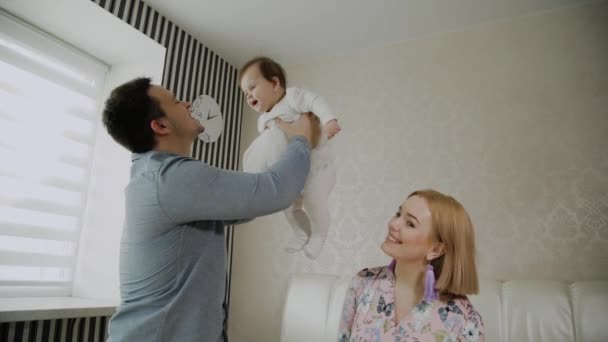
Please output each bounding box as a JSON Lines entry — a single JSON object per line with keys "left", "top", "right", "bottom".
{"left": 229, "top": 2, "right": 608, "bottom": 341}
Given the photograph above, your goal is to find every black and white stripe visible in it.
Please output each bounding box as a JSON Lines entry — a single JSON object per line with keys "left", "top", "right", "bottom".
{"left": 0, "top": 316, "right": 111, "bottom": 342}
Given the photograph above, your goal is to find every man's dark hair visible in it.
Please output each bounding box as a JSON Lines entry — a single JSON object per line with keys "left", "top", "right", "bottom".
{"left": 102, "top": 77, "right": 166, "bottom": 153}
{"left": 239, "top": 56, "right": 287, "bottom": 89}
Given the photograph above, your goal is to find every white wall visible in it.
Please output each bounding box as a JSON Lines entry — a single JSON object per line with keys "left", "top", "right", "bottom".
{"left": 229, "top": 2, "right": 608, "bottom": 341}
{"left": 1, "top": 0, "right": 166, "bottom": 301}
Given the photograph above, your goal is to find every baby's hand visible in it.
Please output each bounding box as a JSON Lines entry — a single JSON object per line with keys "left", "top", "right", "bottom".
{"left": 324, "top": 119, "right": 341, "bottom": 139}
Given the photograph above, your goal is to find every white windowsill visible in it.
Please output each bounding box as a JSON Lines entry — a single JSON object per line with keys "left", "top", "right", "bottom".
{"left": 0, "top": 297, "right": 118, "bottom": 322}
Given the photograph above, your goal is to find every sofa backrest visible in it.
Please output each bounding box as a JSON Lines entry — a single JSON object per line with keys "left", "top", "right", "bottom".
{"left": 280, "top": 273, "right": 608, "bottom": 342}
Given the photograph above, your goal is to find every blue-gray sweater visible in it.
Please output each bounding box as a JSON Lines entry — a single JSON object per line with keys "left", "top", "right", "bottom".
{"left": 107, "top": 136, "right": 311, "bottom": 342}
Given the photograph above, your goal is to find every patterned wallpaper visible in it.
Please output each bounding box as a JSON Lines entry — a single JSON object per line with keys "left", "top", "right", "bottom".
{"left": 229, "top": 2, "right": 608, "bottom": 341}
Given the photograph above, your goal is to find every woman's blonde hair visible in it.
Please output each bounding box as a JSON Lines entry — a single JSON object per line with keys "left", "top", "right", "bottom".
{"left": 408, "top": 189, "right": 479, "bottom": 296}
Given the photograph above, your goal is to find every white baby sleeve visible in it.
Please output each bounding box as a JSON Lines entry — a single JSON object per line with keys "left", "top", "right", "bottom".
{"left": 288, "top": 87, "right": 337, "bottom": 124}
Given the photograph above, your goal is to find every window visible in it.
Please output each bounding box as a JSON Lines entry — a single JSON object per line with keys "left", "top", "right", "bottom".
{"left": 0, "top": 10, "right": 108, "bottom": 297}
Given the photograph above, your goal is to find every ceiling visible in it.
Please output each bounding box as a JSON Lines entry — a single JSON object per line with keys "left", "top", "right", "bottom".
{"left": 145, "top": 0, "right": 600, "bottom": 68}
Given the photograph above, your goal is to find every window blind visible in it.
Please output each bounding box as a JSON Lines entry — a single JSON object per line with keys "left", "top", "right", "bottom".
{"left": 0, "top": 10, "right": 108, "bottom": 297}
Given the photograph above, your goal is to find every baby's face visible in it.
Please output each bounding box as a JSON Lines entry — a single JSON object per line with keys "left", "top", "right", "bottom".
{"left": 240, "top": 65, "right": 282, "bottom": 113}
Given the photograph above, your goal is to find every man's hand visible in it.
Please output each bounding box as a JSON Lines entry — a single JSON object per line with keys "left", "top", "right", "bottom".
{"left": 324, "top": 119, "right": 341, "bottom": 139}
{"left": 276, "top": 112, "right": 321, "bottom": 148}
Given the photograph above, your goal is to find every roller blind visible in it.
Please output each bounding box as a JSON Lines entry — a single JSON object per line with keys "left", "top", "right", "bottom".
{"left": 0, "top": 10, "right": 108, "bottom": 297}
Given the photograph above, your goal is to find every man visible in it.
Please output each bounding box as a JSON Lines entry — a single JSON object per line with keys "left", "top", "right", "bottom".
{"left": 102, "top": 77, "right": 318, "bottom": 341}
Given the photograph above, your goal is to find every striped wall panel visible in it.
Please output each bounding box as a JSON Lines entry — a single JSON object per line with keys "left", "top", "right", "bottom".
{"left": 0, "top": 316, "right": 111, "bottom": 342}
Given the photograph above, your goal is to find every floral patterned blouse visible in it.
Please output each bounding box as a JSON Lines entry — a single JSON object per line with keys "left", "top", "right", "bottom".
{"left": 338, "top": 265, "right": 484, "bottom": 342}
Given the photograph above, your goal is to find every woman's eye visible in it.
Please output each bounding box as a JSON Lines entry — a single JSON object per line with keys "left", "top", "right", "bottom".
{"left": 395, "top": 212, "right": 401, "bottom": 217}
{"left": 406, "top": 221, "right": 414, "bottom": 227}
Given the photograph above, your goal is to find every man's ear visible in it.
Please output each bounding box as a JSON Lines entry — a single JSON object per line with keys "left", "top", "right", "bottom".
{"left": 150, "top": 117, "right": 171, "bottom": 136}
{"left": 426, "top": 242, "right": 445, "bottom": 261}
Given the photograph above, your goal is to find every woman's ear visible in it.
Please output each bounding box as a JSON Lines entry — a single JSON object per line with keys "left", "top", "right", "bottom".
{"left": 426, "top": 242, "right": 445, "bottom": 261}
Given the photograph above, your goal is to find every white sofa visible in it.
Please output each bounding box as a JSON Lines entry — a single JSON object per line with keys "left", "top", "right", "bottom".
{"left": 280, "top": 274, "right": 608, "bottom": 342}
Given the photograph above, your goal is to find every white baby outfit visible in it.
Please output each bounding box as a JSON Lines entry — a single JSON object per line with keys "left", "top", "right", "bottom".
{"left": 243, "top": 87, "right": 337, "bottom": 259}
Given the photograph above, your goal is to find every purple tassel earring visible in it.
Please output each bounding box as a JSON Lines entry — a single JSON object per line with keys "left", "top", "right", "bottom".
{"left": 423, "top": 263, "right": 438, "bottom": 302}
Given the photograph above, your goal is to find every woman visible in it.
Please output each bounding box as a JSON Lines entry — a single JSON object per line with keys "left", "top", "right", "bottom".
{"left": 339, "top": 189, "right": 484, "bottom": 341}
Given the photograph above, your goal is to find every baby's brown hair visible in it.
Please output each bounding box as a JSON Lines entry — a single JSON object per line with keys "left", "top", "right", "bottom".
{"left": 239, "top": 56, "right": 287, "bottom": 89}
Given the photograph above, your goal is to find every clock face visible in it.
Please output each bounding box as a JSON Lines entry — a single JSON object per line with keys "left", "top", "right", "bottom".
{"left": 190, "top": 95, "right": 223, "bottom": 143}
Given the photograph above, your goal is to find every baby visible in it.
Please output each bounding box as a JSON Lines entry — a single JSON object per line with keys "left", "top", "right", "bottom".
{"left": 240, "top": 57, "right": 341, "bottom": 259}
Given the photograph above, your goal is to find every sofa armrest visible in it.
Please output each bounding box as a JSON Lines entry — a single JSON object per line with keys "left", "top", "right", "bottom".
{"left": 280, "top": 273, "right": 349, "bottom": 342}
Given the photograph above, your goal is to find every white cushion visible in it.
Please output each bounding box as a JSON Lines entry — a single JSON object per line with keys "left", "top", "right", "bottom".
{"left": 571, "top": 281, "right": 608, "bottom": 342}
{"left": 280, "top": 274, "right": 608, "bottom": 342}
{"left": 502, "top": 280, "right": 574, "bottom": 342}
{"left": 469, "top": 278, "right": 502, "bottom": 342}
{"left": 280, "top": 274, "right": 349, "bottom": 342}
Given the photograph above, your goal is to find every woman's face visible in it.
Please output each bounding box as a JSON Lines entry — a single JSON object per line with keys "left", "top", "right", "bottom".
{"left": 381, "top": 195, "right": 437, "bottom": 263}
